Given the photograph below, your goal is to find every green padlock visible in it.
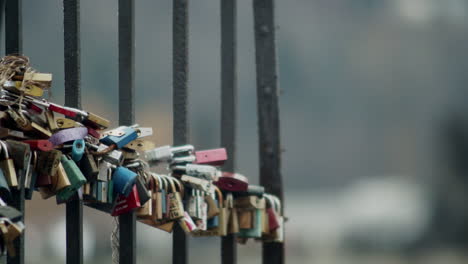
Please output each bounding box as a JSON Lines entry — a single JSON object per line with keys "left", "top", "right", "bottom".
{"left": 108, "top": 180, "right": 114, "bottom": 202}
{"left": 238, "top": 208, "right": 263, "bottom": 238}
{"left": 57, "top": 156, "right": 86, "bottom": 200}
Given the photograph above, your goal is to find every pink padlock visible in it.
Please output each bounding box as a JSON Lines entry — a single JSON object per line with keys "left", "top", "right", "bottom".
{"left": 111, "top": 185, "right": 141, "bottom": 216}
{"left": 215, "top": 172, "right": 248, "bottom": 192}
{"left": 194, "top": 148, "right": 228, "bottom": 166}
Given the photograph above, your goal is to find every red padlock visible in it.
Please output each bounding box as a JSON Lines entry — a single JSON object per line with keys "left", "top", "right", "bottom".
{"left": 23, "top": 140, "right": 54, "bottom": 152}
{"left": 215, "top": 172, "right": 248, "bottom": 192}
{"left": 27, "top": 102, "right": 43, "bottom": 114}
{"left": 194, "top": 148, "right": 227, "bottom": 166}
{"left": 49, "top": 103, "right": 78, "bottom": 118}
{"left": 267, "top": 208, "right": 280, "bottom": 231}
{"left": 111, "top": 185, "right": 141, "bottom": 216}
{"left": 87, "top": 127, "right": 101, "bottom": 139}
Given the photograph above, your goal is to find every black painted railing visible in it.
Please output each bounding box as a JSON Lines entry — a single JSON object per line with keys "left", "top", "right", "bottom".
{"left": 1, "top": 0, "right": 284, "bottom": 263}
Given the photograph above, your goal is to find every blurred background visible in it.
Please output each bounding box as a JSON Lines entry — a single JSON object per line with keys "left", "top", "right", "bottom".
{"left": 2, "top": 0, "right": 468, "bottom": 263}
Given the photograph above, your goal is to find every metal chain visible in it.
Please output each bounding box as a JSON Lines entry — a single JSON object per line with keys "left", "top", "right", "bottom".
{"left": 111, "top": 217, "right": 119, "bottom": 264}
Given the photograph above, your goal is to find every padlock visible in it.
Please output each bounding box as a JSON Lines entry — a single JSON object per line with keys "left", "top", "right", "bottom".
{"left": 144, "top": 145, "right": 194, "bottom": 163}
{"left": 238, "top": 210, "right": 254, "bottom": 229}
{"left": 226, "top": 193, "right": 239, "bottom": 234}
{"left": 55, "top": 118, "right": 78, "bottom": 129}
{"left": 135, "top": 176, "right": 150, "bottom": 205}
{"left": 179, "top": 212, "right": 197, "bottom": 233}
{"left": 0, "top": 142, "right": 17, "bottom": 189}
{"left": 56, "top": 156, "right": 87, "bottom": 200}
{"left": 0, "top": 128, "right": 25, "bottom": 140}
{"left": 5, "top": 140, "right": 31, "bottom": 187}
{"left": 136, "top": 176, "right": 153, "bottom": 220}
{"left": 192, "top": 187, "right": 227, "bottom": 237}
{"left": 135, "top": 127, "right": 153, "bottom": 138}
{"left": 263, "top": 195, "right": 280, "bottom": 232}
{"left": 171, "top": 155, "right": 196, "bottom": 165}
{"left": 0, "top": 206, "right": 22, "bottom": 222}
{"left": 23, "top": 72, "right": 52, "bottom": 85}
{"left": 45, "top": 110, "right": 57, "bottom": 131}
{"left": 237, "top": 197, "right": 265, "bottom": 239}
{"left": 180, "top": 175, "right": 212, "bottom": 193}
{"left": 79, "top": 150, "right": 99, "bottom": 182}
{"left": 215, "top": 172, "right": 248, "bottom": 192}
{"left": 85, "top": 128, "right": 100, "bottom": 140}
{"left": 166, "top": 177, "right": 184, "bottom": 220}
{"left": 97, "top": 161, "right": 112, "bottom": 182}
{"left": 236, "top": 184, "right": 264, "bottom": 198}
{"left": 264, "top": 195, "right": 284, "bottom": 242}
{"left": 24, "top": 151, "right": 38, "bottom": 200}
{"left": 112, "top": 166, "right": 137, "bottom": 197}
{"left": 194, "top": 148, "right": 227, "bottom": 166}
{"left": 21, "top": 148, "right": 33, "bottom": 195}
{"left": 49, "top": 127, "right": 88, "bottom": 146}
{"left": 205, "top": 193, "right": 220, "bottom": 219}
{"left": 37, "top": 150, "right": 62, "bottom": 177}
{"left": 100, "top": 126, "right": 138, "bottom": 149}
{"left": 95, "top": 181, "right": 108, "bottom": 203}
{"left": 83, "top": 112, "right": 110, "bottom": 130}
{"left": 22, "top": 139, "right": 53, "bottom": 152}
{"left": 94, "top": 144, "right": 124, "bottom": 165}
{"left": 6, "top": 107, "right": 32, "bottom": 131}
{"left": 235, "top": 195, "right": 265, "bottom": 209}
{"left": 195, "top": 199, "right": 208, "bottom": 231}
{"left": 48, "top": 103, "right": 82, "bottom": 118}
{"left": 124, "top": 139, "right": 155, "bottom": 152}
{"left": 172, "top": 164, "right": 220, "bottom": 181}
{"left": 30, "top": 121, "right": 52, "bottom": 138}
{"left": 0, "top": 171, "right": 11, "bottom": 203}
{"left": 51, "top": 162, "right": 71, "bottom": 192}
{"left": 111, "top": 185, "right": 141, "bottom": 216}
{"left": 71, "top": 139, "right": 85, "bottom": 162}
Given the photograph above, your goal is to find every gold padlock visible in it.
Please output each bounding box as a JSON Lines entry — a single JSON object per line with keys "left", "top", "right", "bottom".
{"left": 238, "top": 210, "right": 254, "bottom": 229}
{"left": 31, "top": 122, "right": 52, "bottom": 138}
{"left": 167, "top": 177, "right": 184, "bottom": 220}
{"left": 55, "top": 118, "right": 78, "bottom": 129}
{"left": 51, "top": 162, "right": 71, "bottom": 191}
{"left": 86, "top": 112, "right": 110, "bottom": 129}
{"left": 0, "top": 141, "right": 18, "bottom": 189}
{"left": 124, "top": 139, "right": 155, "bottom": 152}
{"left": 45, "top": 110, "right": 57, "bottom": 131}
{"left": 14, "top": 81, "right": 44, "bottom": 97}
{"left": 37, "top": 150, "right": 62, "bottom": 177}
{"left": 23, "top": 72, "right": 52, "bottom": 85}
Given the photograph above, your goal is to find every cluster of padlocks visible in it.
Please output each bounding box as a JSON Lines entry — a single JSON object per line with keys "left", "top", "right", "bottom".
{"left": 0, "top": 55, "right": 284, "bottom": 254}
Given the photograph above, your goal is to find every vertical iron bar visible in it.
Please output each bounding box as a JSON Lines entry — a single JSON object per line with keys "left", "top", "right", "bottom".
{"left": 253, "top": 0, "right": 284, "bottom": 264}
{"left": 0, "top": 0, "right": 5, "bottom": 54}
{"left": 5, "top": 1, "right": 22, "bottom": 264}
{"left": 220, "top": 0, "right": 237, "bottom": 263}
{"left": 4, "top": 0, "right": 20, "bottom": 54}
{"left": 118, "top": 0, "right": 136, "bottom": 263}
{"left": 63, "top": 1, "right": 83, "bottom": 264}
{"left": 172, "top": 0, "right": 188, "bottom": 263}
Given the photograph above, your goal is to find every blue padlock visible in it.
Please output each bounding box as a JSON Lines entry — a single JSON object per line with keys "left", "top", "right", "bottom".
{"left": 100, "top": 126, "right": 138, "bottom": 149}
{"left": 71, "top": 139, "right": 85, "bottom": 162}
{"left": 112, "top": 166, "right": 137, "bottom": 197}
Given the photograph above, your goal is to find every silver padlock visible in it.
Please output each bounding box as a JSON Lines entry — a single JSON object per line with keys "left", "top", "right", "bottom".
{"left": 144, "top": 144, "right": 194, "bottom": 163}
{"left": 181, "top": 174, "right": 212, "bottom": 193}
{"left": 172, "top": 164, "right": 220, "bottom": 181}
{"left": 171, "top": 155, "right": 196, "bottom": 165}
{"left": 97, "top": 144, "right": 124, "bottom": 165}
{"left": 97, "top": 161, "right": 113, "bottom": 181}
